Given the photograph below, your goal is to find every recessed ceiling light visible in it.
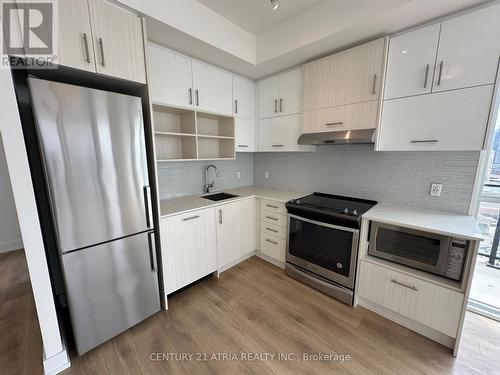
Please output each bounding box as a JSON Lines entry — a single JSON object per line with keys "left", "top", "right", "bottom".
{"left": 271, "top": 0, "right": 280, "bottom": 10}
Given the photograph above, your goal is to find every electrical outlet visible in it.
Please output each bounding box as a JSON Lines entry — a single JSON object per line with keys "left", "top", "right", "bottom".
{"left": 235, "top": 171, "right": 241, "bottom": 179}
{"left": 264, "top": 171, "right": 269, "bottom": 179}
{"left": 430, "top": 183, "right": 443, "bottom": 197}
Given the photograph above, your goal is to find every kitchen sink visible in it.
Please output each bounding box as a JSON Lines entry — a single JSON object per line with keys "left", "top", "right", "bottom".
{"left": 202, "top": 192, "right": 239, "bottom": 201}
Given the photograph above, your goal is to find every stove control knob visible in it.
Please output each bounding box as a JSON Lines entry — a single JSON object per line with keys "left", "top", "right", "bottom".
{"left": 336, "top": 263, "right": 343, "bottom": 269}
{"left": 343, "top": 208, "right": 349, "bottom": 214}
{"left": 353, "top": 209, "right": 358, "bottom": 216}
{"left": 296, "top": 199, "right": 301, "bottom": 205}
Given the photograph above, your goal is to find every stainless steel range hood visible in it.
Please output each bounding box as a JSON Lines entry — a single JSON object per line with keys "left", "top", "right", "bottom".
{"left": 297, "top": 129, "right": 375, "bottom": 145}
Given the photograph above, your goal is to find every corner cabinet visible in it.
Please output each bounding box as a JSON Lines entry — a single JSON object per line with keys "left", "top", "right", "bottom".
{"left": 160, "top": 208, "right": 217, "bottom": 295}
{"left": 57, "top": 0, "right": 146, "bottom": 83}
{"left": 378, "top": 4, "right": 500, "bottom": 151}
{"left": 301, "top": 38, "right": 386, "bottom": 134}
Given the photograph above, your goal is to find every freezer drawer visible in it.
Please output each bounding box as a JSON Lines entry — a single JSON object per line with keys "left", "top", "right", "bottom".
{"left": 62, "top": 231, "right": 160, "bottom": 355}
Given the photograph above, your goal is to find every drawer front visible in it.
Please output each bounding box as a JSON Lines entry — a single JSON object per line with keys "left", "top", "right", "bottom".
{"left": 261, "top": 199, "right": 286, "bottom": 214}
{"left": 260, "top": 233, "right": 285, "bottom": 263}
{"left": 260, "top": 221, "right": 286, "bottom": 239}
{"left": 261, "top": 211, "right": 287, "bottom": 227}
{"left": 358, "top": 260, "right": 463, "bottom": 337}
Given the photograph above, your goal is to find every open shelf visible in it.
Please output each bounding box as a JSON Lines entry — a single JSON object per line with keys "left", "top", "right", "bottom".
{"left": 152, "top": 106, "right": 235, "bottom": 161}
{"left": 196, "top": 112, "right": 235, "bottom": 137}
{"left": 153, "top": 105, "right": 196, "bottom": 135}
{"left": 197, "top": 137, "right": 235, "bottom": 160}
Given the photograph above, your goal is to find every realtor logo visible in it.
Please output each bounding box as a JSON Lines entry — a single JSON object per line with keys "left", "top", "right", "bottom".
{"left": 1, "top": 0, "right": 58, "bottom": 68}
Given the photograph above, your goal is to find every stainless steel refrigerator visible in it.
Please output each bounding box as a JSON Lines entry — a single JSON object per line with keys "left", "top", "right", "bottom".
{"left": 28, "top": 77, "right": 160, "bottom": 355}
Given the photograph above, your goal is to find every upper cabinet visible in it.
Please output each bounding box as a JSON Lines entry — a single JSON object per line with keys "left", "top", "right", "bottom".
{"left": 192, "top": 62, "right": 233, "bottom": 116}
{"left": 147, "top": 45, "right": 233, "bottom": 116}
{"left": 258, "top": 68, "right": 302, "bottom": 119}
{"left": 433, "top": 6, "right": 500, "bottom": 92}
{"left": 384, "top": 24, "right": 440, "bottom": 99}
{"left": 301, "top": 38, "right": 386, "bottom": 134}
{"left": 58, "top": 0, "right": 146, "bottom": 83}
{"left": 148, "top": 45, "right": 193, "bottom": 108}
{"left": 233, "top": 76, "right": 253, "bottom": 119}
{"left": 378, "top": 4, "right": 500, "bottom": 151}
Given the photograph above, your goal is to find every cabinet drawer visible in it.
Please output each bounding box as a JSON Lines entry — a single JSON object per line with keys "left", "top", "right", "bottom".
{"left": 261, "top": 199, "right": 286, "bottom": 214}
{"left": 358, "top": 260, "right": 463, "bottom": 337}
{"left": 261, "top": 211, "right": 287, "bottom": 227}
{"left": 260, "top": 221, "right": 286, "bottom": 239}
{"left": 260, "top": 233, "right": 286, "bottom": 263}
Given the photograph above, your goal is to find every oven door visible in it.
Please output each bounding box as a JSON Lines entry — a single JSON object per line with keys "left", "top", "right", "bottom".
{"left": 368, "top": 222, "right": 451, "bottom": 276}
{"left": 286, "top": 214, "right": 359, "bottom": 289}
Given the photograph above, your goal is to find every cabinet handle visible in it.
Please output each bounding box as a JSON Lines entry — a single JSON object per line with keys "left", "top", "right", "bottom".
{"left": 182, "top": 215, "right": 200, "bottom": 221}
{"left": 326, "top": 122, "right": 343, "bottom": 126}
{"left": 266, "top": 204, "right": 279, "bottom": 209}
{"left": 82, "top": 33, "right": 90, "bottom": 63}
{"left": 437, "top": 61, "right": 443, "bottom": 86}
{"left": 219, "top": 209, "right": 222, "bottom": 224}
{"left": 195, "top": 89, "right": 199, "bottom": 106}
{"left": 235, "top": 99, "right": 238, "bottom": 114}
{"left": 266, "top": 227, "right": 278, "bottom": 233}
{"left": 280, "top": 98, "right": 283, "bottom": 113}
{"left": 272, "top": 144, "right": 284, "bottom": 148}
{"left": 410, "top": 139, "right": 438, "bottom": 143}
{"left": 266, "top": 216, "right": 278, "bottom": 221}
{"left": 274, "top": 99, "right": 278, "bottom": 113}
{"left": 188, "top": 88, "right": 193, "bottom": 105}
{"left": 423, "top": 64, "right": 430, "bottom": 88}
{"left": 372, "top": 74, "right": 377, "bottom": 95}
{"left": 266, "top": 238, "right": 278, "bottom": 245}
{"left": 98, "top": 37, "right": 105, "bottom": 67}
{"left": 238, "top": 144, "right": 249, "bottom": 148}
{"left": 391, "top": 279, "right": 418, "bottom": 291}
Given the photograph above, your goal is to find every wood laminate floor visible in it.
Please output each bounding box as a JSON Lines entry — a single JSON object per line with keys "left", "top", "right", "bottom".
{"left": 2, "top": 252, "right": 500, "bottom": 374}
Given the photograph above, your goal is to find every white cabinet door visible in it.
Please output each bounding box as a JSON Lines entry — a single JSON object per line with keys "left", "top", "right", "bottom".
{"left": 192, "top": 61, "right": 233, "bottom": 115}
{"left": 378, "top": 85, "right": 493, "bottom": 151}
{"left": 384, "top": 24, "right": 440, "bottom": 99}
{"left": 258, "top": 76, "right": 280, "bottom": 119}
{"left": 88, "top": 0, "right": 146, "bottom": 83}
{"left": 233, "top": 76, "right": 252, "bottom": 119}
{"left": 278, "top": 68, "right": 302, "bottom": 116}
{"left": 433, "top": 5, "right": 500, "bottom": 92}
{"left": 345, "top": 38, "right": 385, "bottom": 104}
{"left": 258, "top": 114, "right": 306, "bottom": 152}
{"left": 57, "top": 0, "right": 96, "bottom": 72}
{"left": 358, "top": 260, "right": 464, "bottom": 337}
{"left": 161, "top": 208, "right": 217, "bottom": 294}
{"left": 302, "top": 51, "right": 348, "bottom": 111}
{"left": 235, "top": 118, "right": 254, "bottom": 152}
{"left": 147, "top": 45, "right": 193, "bottom": 108}
{"left": 217, "top": 199, "right": 257, "bottom": 269}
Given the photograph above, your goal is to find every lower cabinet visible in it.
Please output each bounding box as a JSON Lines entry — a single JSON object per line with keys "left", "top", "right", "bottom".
{"left": 357, "top": 260, "right": 464, "bottom": 337}
{"left": 259, "top": 199, "right": 287, "bottom": 263}
{"left": 217, "top": 198, "right": 257, "bottom": 270}
{"left": 160, "top": 208, "right": 217, "bottom": 294}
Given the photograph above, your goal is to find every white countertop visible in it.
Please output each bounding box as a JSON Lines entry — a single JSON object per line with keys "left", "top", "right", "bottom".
{"left": 363, "top": 204, "right": 483, "bottom": 241}
{"left": 160, "top": 186, "right": 307, "bottom": 218}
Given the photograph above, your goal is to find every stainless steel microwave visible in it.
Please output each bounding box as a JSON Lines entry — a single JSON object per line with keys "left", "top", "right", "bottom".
{"left": 368, "top": 222, "right": 467, "bottom": 281}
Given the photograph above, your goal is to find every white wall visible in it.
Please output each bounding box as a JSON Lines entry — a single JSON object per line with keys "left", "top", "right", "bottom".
{"left": 0, "top": 136, "right": 22, "bottom": 252}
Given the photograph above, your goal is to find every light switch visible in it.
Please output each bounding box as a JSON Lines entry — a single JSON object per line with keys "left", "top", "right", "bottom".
{"left": 264, "top": 171, "right": 269, "bottom": 179}
{"left": 235, "top": 171, "right": 241, "bottom": 179}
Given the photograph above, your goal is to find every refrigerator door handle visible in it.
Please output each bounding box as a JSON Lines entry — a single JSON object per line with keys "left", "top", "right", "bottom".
{"left": 147, "top": 231, "right": 158, "bottom": 272}
{"left": 143, "top": 186, "right": 153, "bottom": 229}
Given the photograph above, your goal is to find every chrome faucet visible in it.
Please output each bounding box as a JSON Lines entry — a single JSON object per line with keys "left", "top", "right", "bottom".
{"left": 204, "top": 164, "right": 220, "bottom": 193}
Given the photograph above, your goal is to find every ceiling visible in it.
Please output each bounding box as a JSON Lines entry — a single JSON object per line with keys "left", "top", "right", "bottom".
{"left": 196, "top": 0, "right": 323, "bottom": 35}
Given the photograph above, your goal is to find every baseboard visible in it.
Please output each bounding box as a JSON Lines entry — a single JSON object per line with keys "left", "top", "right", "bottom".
{"left": 0, "top": 239, "right": 23, "bottom": 253}
{"left": 218, "top": 250, "right": 257, "bottom": 273}
{"left": 43, "top": 348, "right": 70, "bottom": 375}
{"left": 357, "top": 297, "right": 456, "bottom": 350}
{"left": 255, "top": 251, "right": 285, "bottom": 269}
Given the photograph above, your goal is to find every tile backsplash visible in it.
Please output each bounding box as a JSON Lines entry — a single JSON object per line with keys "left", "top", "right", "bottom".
{"left": 157, "top": 153, "right": 254, "bottom": 199}
{"left": 157, "top": 145, "right": 480, "bottom": 215}
{"left": 253, "top": 145, "right": 480, "bottom": 214}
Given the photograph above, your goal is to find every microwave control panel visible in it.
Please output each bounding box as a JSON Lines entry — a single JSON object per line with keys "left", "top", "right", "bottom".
{"left": 445, "top": 240, "right": 467, "bottom": 280}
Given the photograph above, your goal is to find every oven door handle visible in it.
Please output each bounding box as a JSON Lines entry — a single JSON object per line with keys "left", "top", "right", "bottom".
{"left": 287, "top": 213, "right": 359, "bottom": 233}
